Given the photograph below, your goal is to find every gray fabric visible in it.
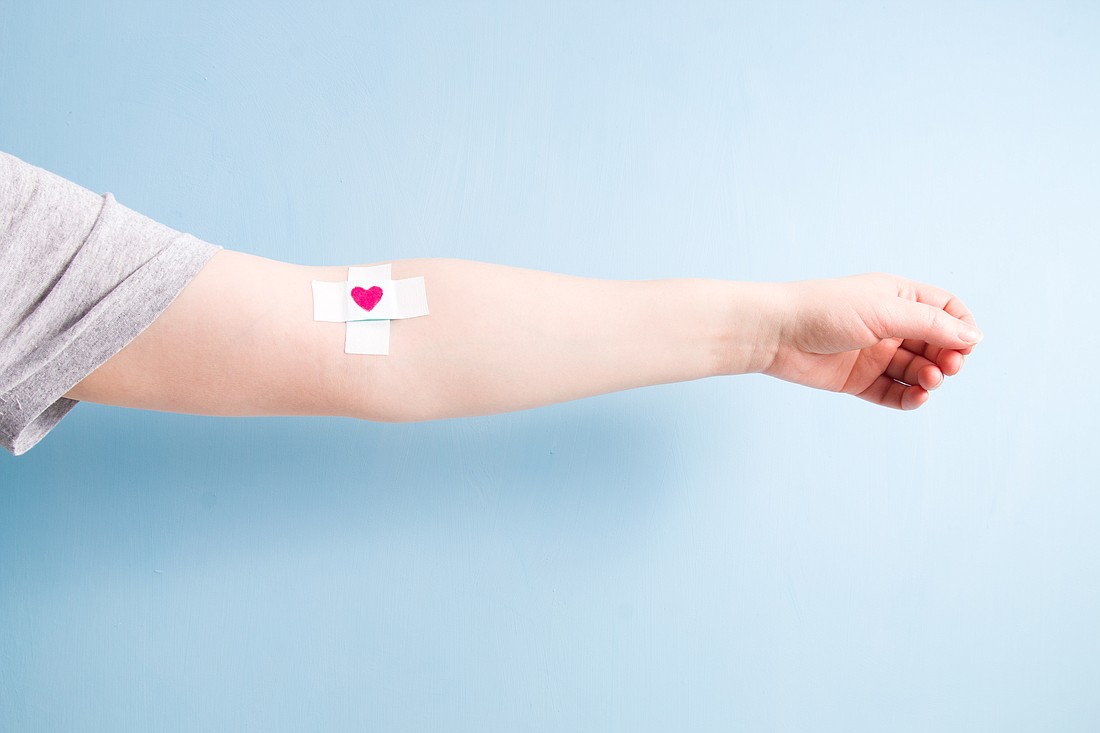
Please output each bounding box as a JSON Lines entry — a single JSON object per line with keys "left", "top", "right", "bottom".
{"left": 0, "top": 150, "right": 221, "bottom": 455}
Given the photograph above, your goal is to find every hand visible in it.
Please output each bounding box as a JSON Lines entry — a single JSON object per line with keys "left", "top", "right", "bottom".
{"left": 761, "top": 273, "right": 982, "bottom": 410}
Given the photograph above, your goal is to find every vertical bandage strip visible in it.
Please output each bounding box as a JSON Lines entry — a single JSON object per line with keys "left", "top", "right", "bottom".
{"left": 311, "top": 265, "right": 429, "bottom": 355}
{"left": 345, "top": 265, "right": 391, "bottom": 355}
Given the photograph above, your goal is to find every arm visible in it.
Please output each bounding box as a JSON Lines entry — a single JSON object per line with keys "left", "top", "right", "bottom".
{"left": 65, "top": 251, "right": 982, "bottom": 418}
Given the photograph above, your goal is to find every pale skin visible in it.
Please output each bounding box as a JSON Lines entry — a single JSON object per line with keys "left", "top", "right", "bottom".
{"left": 65, "top": 250, "right": 982, "bottom": 418}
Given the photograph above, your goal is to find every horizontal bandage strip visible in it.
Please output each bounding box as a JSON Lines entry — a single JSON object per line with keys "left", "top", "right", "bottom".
{"left": 311, "top": 275, "right": 428, "bottom": 322}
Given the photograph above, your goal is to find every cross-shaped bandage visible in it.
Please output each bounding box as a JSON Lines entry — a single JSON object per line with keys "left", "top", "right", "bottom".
{"left": 311, "top": 265, "right": 429, "bottom": 355}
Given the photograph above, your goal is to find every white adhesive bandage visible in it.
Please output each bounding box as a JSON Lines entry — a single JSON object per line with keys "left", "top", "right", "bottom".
{"left": 311, "top": 265, "right": 429, "bottom": 355}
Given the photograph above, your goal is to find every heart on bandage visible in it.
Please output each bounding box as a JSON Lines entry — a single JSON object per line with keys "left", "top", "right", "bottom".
{"left": 351, "top": 285, "right": 384, "bottom": 312}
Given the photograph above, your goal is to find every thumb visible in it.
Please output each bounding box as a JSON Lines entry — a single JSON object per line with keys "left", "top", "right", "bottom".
{"left": 880, "top": 299, "right": 984, "bottom": 349}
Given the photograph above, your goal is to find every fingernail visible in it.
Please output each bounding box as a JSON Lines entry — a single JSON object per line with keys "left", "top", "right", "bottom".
{"left": 960, "top": 327, "right": 983, "bottom": 344}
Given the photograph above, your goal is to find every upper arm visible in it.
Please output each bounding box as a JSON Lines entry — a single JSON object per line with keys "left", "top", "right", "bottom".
{"left": 65, "top": 250, "right": 365, "bottom": 418}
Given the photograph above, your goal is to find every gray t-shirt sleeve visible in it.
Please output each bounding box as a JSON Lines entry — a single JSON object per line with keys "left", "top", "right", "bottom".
{"left": 0, "top": 150, "right": 222, "bottom": 455}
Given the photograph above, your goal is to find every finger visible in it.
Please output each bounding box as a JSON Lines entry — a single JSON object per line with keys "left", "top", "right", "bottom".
{"left": 899, "top": 341, "right": 964, "bottom": 376}
{"left": 877, "top": 299, "right": 984, "bottom": 350}
{"left": 856, "top": 374, "right": 930, "bottom": 410}
{"left": 885, "top": 348, "right": 944, "bottom": 390}
{"left": 938, "top": 349, "right": 965, "bottom": 375}
{"left": 900, "top": 278, "right": 982, "bottom": 353}
{"left": 900, "top": 278, "right": 978, "bottom": 324}
{"left": 941, "top": 293, "right": 979, "bottom": 334}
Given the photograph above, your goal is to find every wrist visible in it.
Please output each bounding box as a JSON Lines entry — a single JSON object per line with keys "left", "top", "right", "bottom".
{"left": 710, "top": 280, "right": 788, "bottom": 377}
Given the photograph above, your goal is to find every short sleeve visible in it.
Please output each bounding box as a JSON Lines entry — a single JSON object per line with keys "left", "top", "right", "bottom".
{"left": 0, "top": 150, "right": 222, "bottom": 455}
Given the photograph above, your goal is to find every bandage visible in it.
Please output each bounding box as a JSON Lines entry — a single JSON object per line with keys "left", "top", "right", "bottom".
{"left": 311, "top": 265, "right": 429, "bottom": 355}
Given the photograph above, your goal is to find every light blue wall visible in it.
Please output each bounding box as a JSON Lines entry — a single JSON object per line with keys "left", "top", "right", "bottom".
{"left": 2, "top": 1, "right": 1098, "bottom": 730}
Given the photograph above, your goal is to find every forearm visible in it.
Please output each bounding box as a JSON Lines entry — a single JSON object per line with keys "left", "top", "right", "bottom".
{"left": 66, "top": 251, "right": 778, "bottom": 419}
{"left": 366, "top": 257, "right": 775, "bottom": 420}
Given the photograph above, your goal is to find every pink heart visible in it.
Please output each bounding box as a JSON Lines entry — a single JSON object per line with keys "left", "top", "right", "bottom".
{"left": 351, "top": 285, "right": 384, "bottom": 312}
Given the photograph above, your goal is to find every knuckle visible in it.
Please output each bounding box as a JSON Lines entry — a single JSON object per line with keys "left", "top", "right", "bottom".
{"left": 926, "top": 307, "right": 945, "bottom": 331}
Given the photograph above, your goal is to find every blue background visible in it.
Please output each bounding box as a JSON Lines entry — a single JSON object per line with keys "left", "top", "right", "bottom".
{"left": 2, "top": 1, "right": 1099, "bottom": 730}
